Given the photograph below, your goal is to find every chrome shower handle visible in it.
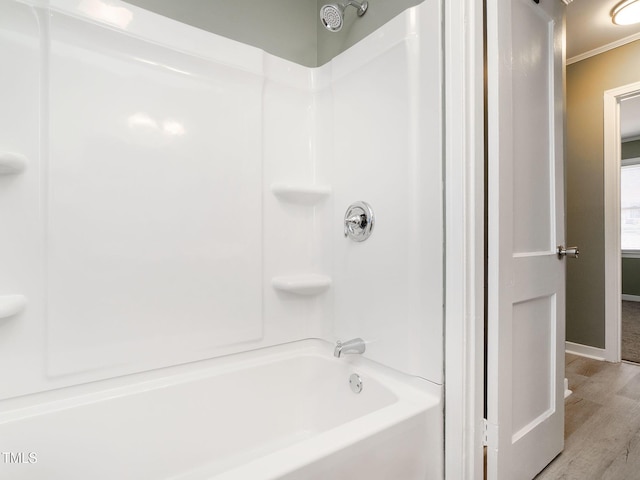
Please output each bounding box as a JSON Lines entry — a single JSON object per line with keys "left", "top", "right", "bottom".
{"left": 345, "top": 214, "right": 366, "bottom": 232}
{"left": 344, "top": 201, "right": 374, "bottom": 242}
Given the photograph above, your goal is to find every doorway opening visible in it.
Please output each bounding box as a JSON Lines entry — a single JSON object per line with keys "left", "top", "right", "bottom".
{"left": 619, "top": 96, "right": 640, "bottom": 362}
{"left": 603, "top": 82, "right": 640, "bottom": 363}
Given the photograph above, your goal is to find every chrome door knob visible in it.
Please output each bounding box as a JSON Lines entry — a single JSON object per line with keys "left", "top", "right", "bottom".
{"left": 557, "top": 246, "right": 579, "bottom": 259}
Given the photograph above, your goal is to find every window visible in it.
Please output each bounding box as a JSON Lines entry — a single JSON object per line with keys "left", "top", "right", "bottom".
{"left": 621, "top": 159, "right": 640, "bottom": 252}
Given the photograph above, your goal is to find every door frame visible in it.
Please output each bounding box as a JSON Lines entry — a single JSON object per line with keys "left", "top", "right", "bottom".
{"left": 443, "top": 0, "right": 485, "bottom": 479}
{"left": 603, "top": 81, "right": 640, "bottom": 363}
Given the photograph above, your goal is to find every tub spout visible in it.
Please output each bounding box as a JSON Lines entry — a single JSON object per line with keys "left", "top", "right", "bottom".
{"left": 334, "top": 338, "right": 366, "bottom": 358}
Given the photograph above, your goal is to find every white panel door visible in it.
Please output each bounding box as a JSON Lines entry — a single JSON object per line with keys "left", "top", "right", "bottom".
{"left": 486, "top": 0, "right": 566, "bottom": 478}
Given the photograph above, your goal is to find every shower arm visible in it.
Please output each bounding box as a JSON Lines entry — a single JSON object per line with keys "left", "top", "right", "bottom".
{"left": 346, "top": 0, "right": 368, "bottom": 16}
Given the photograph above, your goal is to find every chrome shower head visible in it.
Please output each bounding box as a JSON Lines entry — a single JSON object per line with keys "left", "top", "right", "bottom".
{"left": 320, "top": 1, "right": 368, "bottom": 32}
{"left": 320, "top": 4, "right": 344, "bottom": 32}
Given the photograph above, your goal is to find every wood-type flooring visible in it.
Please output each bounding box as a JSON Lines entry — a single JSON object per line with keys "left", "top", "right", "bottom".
{"left": 535, "top": 354, "right": 640, "bottom": 479}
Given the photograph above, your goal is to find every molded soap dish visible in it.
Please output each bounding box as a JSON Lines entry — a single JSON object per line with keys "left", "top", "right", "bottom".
{"left": 271, "top": 184, "right": 331, "bottom": 205}
{"left": 0, "top": 152, "right": 28, "bottom": 175}
{"left": 272, "top": 275, "right": 332, "bottom": 295}
{"left": 0, "top": 295, "right": 27, "bottom": 319}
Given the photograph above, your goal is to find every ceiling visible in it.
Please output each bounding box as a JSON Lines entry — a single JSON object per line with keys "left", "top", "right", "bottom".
{"left": 566, "top": 0, "right": 640, "bottom": 60}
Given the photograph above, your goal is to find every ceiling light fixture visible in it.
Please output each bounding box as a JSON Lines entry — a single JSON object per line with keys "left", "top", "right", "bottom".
{"left": 612, "top": 0, "right": 640, "bottom": 25}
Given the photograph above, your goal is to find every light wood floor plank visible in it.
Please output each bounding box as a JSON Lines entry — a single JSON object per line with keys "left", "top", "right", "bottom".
{"left": 535, "top": 357, "right": 640, "bottom": 480}
{"left": 600, "top": 426, "right": 640, "bottom": 480}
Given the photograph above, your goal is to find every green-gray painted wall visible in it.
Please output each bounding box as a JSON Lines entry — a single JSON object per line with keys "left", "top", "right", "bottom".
{"left": 124, "top": 0, "right": 319, "bottom": 66}
{"left": 623, "top": 258, "right": 640, "bottom": 296}
{"left": 124, "top": 0, "right": 422, "bottom": 67}
{"left": 623, "top": 139, "right": 640, "bottom": 160}
{"left": 316, "top": 0, "right": 423, "bottom": 66}
{"left": 567, "top": 40, "right": 640, "bottom": 348}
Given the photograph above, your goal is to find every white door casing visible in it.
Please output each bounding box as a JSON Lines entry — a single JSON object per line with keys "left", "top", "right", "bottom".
{"left": 604, "top": 82, "right": 640, "bottom": 365}
{"left": 443, "top": 0, "right": 485, "bottom": 477}
{"left": 486, "top": 0, "right": 566, "bottom": 478}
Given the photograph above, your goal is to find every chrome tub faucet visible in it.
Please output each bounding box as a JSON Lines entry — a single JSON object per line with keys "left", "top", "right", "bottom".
{"left": 334, "top": 338, "right": 366, "bottom": 358}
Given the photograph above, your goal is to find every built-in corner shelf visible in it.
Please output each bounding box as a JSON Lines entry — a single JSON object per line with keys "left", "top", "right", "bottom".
{"left": 0, "top": 295, "right": 27, "bottom": 319}
{"left": 272, "top": 274, "right": 332, "bottom": 296}
{"left": 0, "top": 152, "right": 28, "bottom": 175}
{"left": 271, "top": 183, "right": 331, "bottom": 205}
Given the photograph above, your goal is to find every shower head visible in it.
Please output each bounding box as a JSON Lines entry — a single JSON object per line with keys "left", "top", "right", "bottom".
{"left": 320, "top": 4, "right": 344, "bottom": 32}
{"left": 320, "top": 1, "right": 368, "bottom": 32}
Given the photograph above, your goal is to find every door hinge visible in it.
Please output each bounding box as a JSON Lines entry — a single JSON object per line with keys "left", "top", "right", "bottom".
{"left": 483, "top": 418, "right": 498, "bottom": 448}
{"left": 483, "top": 418, "right": 488, "bottom": 446}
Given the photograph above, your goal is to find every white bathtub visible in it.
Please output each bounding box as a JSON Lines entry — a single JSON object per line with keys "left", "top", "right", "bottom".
{"left": 0, "top": 340, "right": 442, "bottom": 479}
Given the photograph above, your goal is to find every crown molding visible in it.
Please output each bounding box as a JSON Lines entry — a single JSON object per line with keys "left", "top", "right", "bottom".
{"left": 567, "top": 31, "right": 640, "bottom": 65}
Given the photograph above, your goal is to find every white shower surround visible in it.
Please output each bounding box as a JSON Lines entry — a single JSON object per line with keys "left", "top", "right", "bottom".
{"left": 0, "top": 0, "right": 444, "bottom": 477}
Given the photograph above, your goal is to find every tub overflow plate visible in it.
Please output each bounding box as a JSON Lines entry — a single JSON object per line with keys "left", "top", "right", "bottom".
{"left": 349, "top": 373, "right": 363, "bottom": 394}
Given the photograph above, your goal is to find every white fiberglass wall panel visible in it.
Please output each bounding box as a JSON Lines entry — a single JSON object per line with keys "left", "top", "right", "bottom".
{"left": 0, "top": 1, "right": 328, "bottom": 398}
{"left": 0, "top": 0, "right": 442, "bottom": 398}
{"left": 262, "top": 58, "right": 333, "bottom": 341}
{"left": 331, "top": 1, "right": 443, "bottom": 382}
{"left": 46, "top": 14, "right": 264, "bottom": 375}
{"left": 0, "top": 1, "right": 46, "bottom": 399}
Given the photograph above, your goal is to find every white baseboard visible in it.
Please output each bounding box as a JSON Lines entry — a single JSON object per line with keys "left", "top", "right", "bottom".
{"left": 622, "top": 294, "right": 640, "bottom": 302}
{"left": 565, "top": 341, "right": 607, "bottom": 361}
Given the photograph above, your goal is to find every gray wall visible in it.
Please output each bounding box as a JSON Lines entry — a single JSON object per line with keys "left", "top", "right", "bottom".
{"left": 566, "top": 40, "right": 640, "bottom": 348}
{"left": 316, "top": 0, "right": 423, "bottom": 66}
{"left": 623, "top": 258, "right": 640, "bottom": 296}
{"left": 623, "top": 139, "right": 640, "bottom": 160}
{"left": 124, "top": 0, "right": 319, "bottom": 66}
{"left": 124, "top": 0, "right": 422, "bottom": 67}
